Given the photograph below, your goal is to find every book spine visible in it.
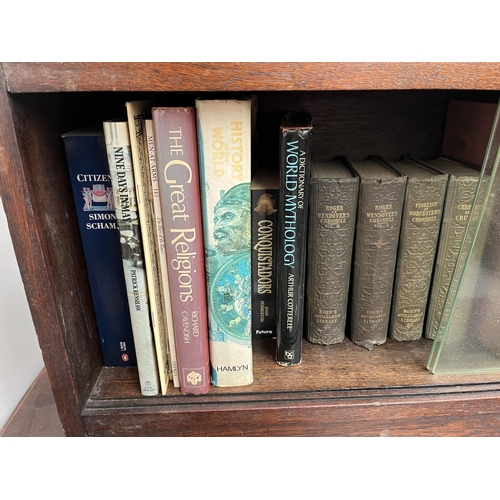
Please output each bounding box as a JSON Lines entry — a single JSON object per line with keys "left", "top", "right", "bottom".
{"left": 152, "top": 107, "right": 210, "bottom": 395}
{"left": 63, "top": 133, "right": 137, "bottom": 367}
{"left": 196, "top": 99, "right": 253, "bottom": 387}
{"left": 103, "top": 120, "right": 160, "bottom": 396}
{"left": 351, "top": 178, "right": 406, "bottom": 349}
{"left": 145, "top": 118, "right": 180, "bottom": 388}
{"left": 306, "top": 176, "right": 358, "bottom": 345}
{"left": 251, "top": 185, "right": 279, "bottom": 339}
{"left": 389, "top": 176, "right": 448, "bottom": 341}
{"left": 276, "top": 127, "right": 312, "bottom": 365}
{"left": 424, "top": 177, "right": 479, "bottom": 339}
{"left": 127, "top": 104, "right": 170, "bottom": 394}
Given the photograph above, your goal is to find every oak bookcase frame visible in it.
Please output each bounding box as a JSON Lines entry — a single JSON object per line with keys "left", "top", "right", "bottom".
{"left": 2, "top": 62, "right": 500, "bottom": 436}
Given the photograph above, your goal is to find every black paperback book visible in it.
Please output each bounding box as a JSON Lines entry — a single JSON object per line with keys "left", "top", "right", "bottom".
{"left": 251, "top": 166, "right": 279, "bottom": 339}
{"left": 276, "top": 113, "right": 313, "bottom": 366}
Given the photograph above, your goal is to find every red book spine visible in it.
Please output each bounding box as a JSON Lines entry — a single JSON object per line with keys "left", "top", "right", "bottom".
{"left": 152, "top": 107, "right": 210, "bottom": 394}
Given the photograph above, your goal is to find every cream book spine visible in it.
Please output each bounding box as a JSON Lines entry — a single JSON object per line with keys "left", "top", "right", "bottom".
{"left": 195, "top": 98, "right": 254, "bottom": 387}
{"left": 103, "top": 118, "right": 159, "bottom": 396}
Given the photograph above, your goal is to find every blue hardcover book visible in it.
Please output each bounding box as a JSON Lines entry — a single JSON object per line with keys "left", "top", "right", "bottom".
{"left": 62, "top": 126, "right": 137, "bottom": 367}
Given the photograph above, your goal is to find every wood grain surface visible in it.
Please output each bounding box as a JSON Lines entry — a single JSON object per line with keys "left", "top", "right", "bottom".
{"left": 4, "top": 62, "right": 500, "bottom": 93}
{"left": 2, "top": 62, "right": 500, "bottom": 436}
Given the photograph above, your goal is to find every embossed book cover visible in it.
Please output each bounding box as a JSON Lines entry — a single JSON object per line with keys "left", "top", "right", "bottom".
{"left": 350, "top": 157, "right": 406, "bottom": 350}
{"left": 388, "top": 157, "right": 448, "bottom": 342}
{"left": 63, "top": 126, "right": 137, "bottom": 367}
{"left": 196, "top": 98, "right": 254, "bottom": 387}
{"left": 421, "top": 157, "right": 481, "bottom": 340}
{"left": 251, "top": 166, "right": 279, "bottom": 339}
{"left": 276, "top": 113, "right": 312, "bottom": 365}
{"left": 152, "top": 107, "right": 210, "bottom": 395}
{"left": 306, "top": 157, "right": 359, "bottom": 345}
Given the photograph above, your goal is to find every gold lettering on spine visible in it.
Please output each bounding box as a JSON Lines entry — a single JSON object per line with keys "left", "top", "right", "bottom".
{"left": 164, "top": 133, "right": 196, "bottom": 303}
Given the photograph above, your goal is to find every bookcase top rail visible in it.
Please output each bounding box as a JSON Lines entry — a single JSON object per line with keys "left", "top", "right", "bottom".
{"left": 3, "top": 62, "right": 500, "bottom": 93}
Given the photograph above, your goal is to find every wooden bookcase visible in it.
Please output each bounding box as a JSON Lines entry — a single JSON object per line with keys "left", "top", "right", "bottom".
{"left": 2, "top": 62, "right": 500, "bottom": 436}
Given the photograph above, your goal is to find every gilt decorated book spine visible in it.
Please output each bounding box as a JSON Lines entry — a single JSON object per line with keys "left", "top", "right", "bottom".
{"left": 423, "top": 157, "right": 481, "bottom": 340}
{"left": 389, "top": 158, "right": 448, "bottom": 341}
{"left": 306, "top": 158, "right": 358, "bottom": 345}
{"left": 196, "top": 98, "right": 254, "bottom": 387}
{"left": 350, "top": 158, "right": 406, "bottom": 350}
{"left": 276, "top": 114, "right": 312, "bottom": 366}
{"left": 103, "top": 119, "right": 159, "bottom": 396}
{"left": 152, "top": 107, "right": 210, "bottom": 395}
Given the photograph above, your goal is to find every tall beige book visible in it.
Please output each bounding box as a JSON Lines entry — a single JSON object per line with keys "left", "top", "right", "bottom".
{"left": 103, "top": 118, "right": 159, "bottom": 396}
{"left": 144, "top": 118, "right": 180, "bottom": 388}
{"left": 195, "top": 98, "right": 254, "bottom": 387}
{"left": 126, "top": 101, "right": 170, "bottom": 394}
{"left": 422, "top": 157, "right": 481, "bottom": 340}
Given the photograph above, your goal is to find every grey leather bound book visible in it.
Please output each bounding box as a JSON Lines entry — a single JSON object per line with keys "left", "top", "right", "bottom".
{"left": 306, "top": 157, "right": 359, "bottom": 345}
{"left": 388, "top": 157, "right": 449, "bottom": 341}
{"left": 421, "top": 157, "right": 481, "bottom": 340}
{"left": 350, "top": 157, "right": 407, "bottom": 350}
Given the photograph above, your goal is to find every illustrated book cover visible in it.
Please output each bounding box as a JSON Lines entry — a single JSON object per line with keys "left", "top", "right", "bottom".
{"left": 195, "top": 98, "right": 254, "bottom": 387}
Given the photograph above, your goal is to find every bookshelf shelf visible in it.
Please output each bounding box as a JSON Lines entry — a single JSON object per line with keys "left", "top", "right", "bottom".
{"left": 2, "top": 62, "right": 500, "bottom": 436}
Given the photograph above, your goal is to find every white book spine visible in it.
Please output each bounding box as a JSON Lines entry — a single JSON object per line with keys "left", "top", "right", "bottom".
{"left": 103, "top": 119, "right": 159, "bottom": 396}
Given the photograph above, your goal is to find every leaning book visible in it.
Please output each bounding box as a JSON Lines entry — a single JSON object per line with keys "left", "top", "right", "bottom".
{"left": 420, "top": 156, "right": 481, "bottom": 340}
{"left": 388, "top": 157, "right": 448, "bottom": 342}
{"left": 103, "top": 118, "right": 160, "bottom": 396}
{"left": 276, "top": 113, "right": 313, "bottom": 365}
{"left": 126, "top": 100, "right": 170, "bottom": 395}
{"left": 62, "top": 126, "right": 137, "bottom": 367}
{"left": 144, "top": 118, "right": 180, "bottom": 388}
{"left": 152, "top": 106, "right": 210, "bottom": 395}
{"left": 196, "top": 98, "right": 254, "bottom": 387}
{"left": 306, "top": 157, "right": 359, "bottom": 345}
{"left": 350, "top": 156, "right": 406, "bottom": 350}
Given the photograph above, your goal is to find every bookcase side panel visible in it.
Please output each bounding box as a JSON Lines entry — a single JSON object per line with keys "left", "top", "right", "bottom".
{"left": 0, "top": 76, "right": 102, "bottom": 435}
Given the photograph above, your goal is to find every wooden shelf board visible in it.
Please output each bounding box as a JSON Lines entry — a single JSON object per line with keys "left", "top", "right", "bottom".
{"left": 4, "top": 62, "right": 500, "bottom": 93}
{"left": 88, "top": 338, "right": 500, "bottom": 404}
{"left": 82, "top": 338, "right": 500, "bottom": 436}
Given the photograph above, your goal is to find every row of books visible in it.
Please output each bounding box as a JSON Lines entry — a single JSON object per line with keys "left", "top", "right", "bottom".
{"left": 62, "top": 97, "right": 482, "bottom": 397}
{"left": 251, "top": 116, "right": 481, "bottom": 363}
{"left": 63, "top": 98, "right": 256, "bottom": 396}
{"left": 311, "top": 155, "right": 480, "bottom": 350}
